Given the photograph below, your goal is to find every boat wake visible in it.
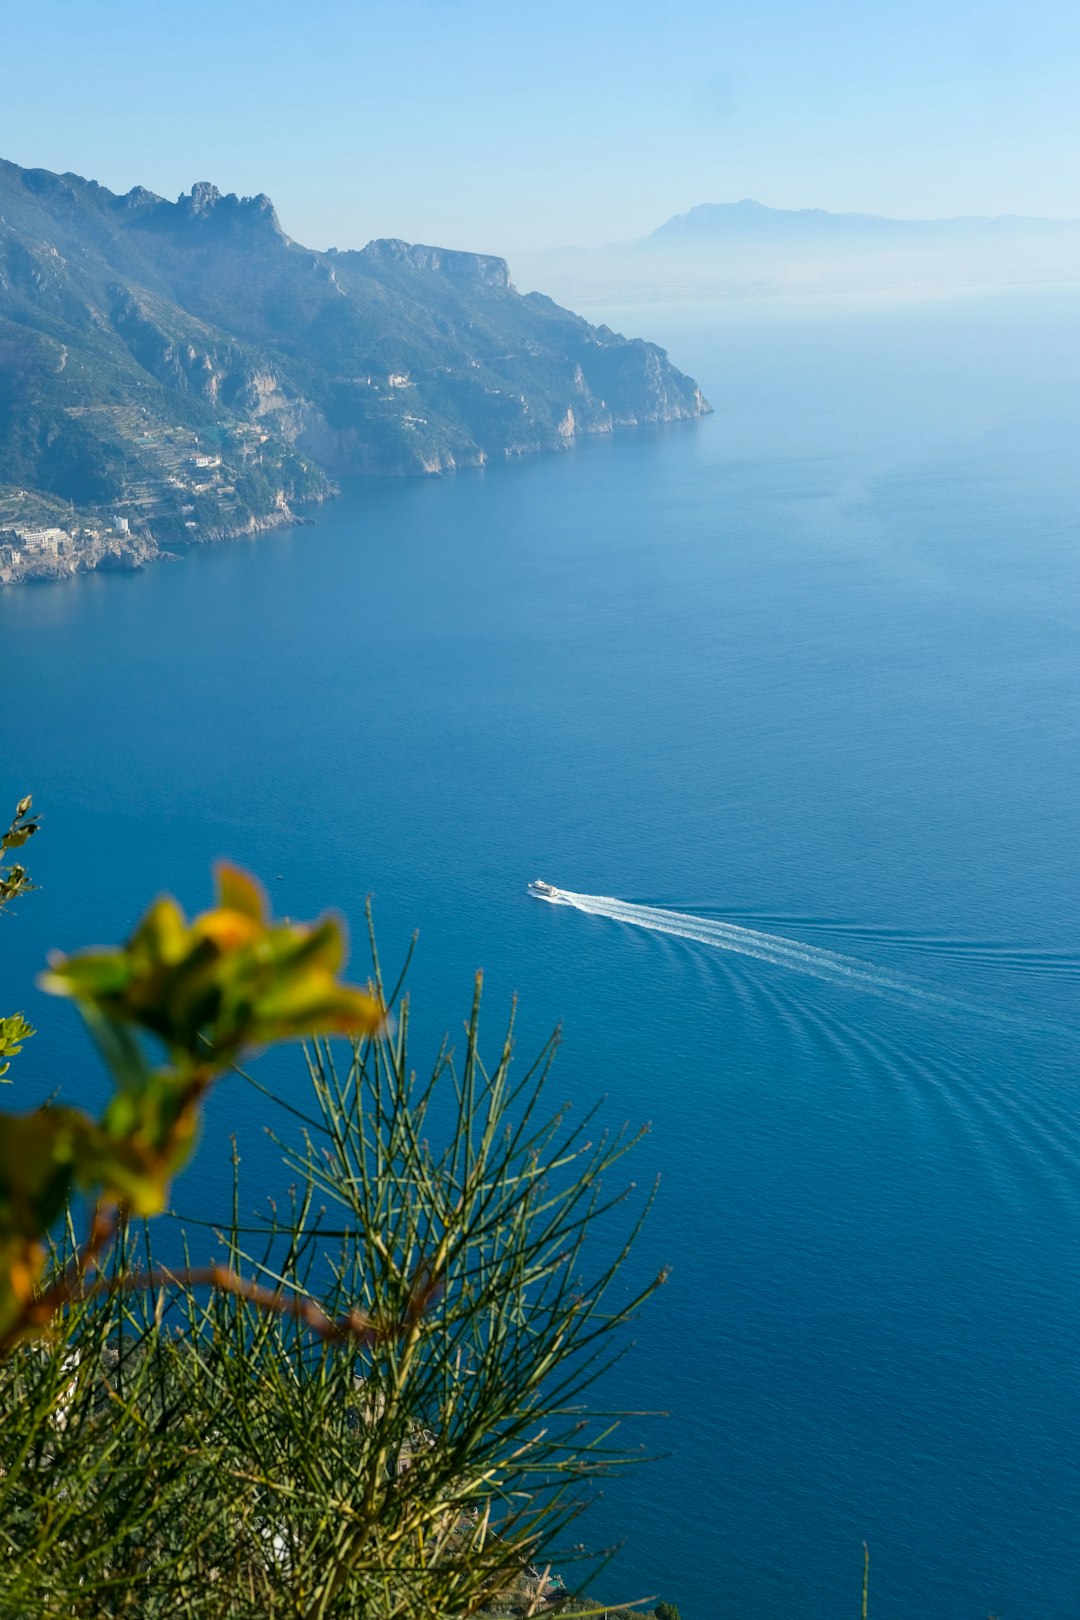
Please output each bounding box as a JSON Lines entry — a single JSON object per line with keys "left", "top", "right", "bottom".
{"left": 530, "top": 885, "right": 1073, "bottom": 1033}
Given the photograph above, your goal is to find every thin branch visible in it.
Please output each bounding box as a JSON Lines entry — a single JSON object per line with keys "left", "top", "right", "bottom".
{"left": 80, "top": 1260, "right": 444, "bottom": 1347}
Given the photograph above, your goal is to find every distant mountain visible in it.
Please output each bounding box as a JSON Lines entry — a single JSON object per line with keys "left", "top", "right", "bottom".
{"left": 645, "top": 199, "right": 1080, "bottom": 245}
{"left": 0, "top": 160, "right": 709, "bottom": 555}
{"left": 512, "top": 199, "right": 1080, "bottom": 312}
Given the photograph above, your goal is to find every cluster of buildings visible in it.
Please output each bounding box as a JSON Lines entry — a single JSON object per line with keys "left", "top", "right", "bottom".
{"left": 0, "top": 525, "right": 74, "bottom": 565}
{"left": 0, "top": 517, "right": 141, "bottom": 585}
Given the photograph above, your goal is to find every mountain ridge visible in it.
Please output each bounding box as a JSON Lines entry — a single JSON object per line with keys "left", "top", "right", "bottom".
{"left": 645, "top": 198, "right": 1080, "bottom": 243}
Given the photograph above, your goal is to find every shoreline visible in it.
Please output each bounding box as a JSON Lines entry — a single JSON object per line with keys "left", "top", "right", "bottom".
{"left": 0, "top": 503, "right": 315, "bottom": 589}
{"left": 0, "top": 411, "right": 710, "bottom": 590}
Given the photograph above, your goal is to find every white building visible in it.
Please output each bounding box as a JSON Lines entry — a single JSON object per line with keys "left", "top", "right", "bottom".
{"left": 17, "top": 527, "right": 67, "bottom": 557}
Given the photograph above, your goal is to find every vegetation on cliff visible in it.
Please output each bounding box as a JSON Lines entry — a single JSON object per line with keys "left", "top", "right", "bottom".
{"left": 0, "top": 161, "right": 710, "bottom": 556}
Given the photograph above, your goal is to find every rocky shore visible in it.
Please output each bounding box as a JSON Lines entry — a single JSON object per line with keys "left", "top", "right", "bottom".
{"left": 0, "top": 519, "right": 167, "bottom": 586}
{"left": 0, "top": 490, "right": 326, "bottom": 588}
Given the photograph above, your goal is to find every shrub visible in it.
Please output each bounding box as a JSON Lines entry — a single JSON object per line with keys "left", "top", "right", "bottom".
{"left": 0, "top": 803, "right": 664, "bottom": 1616}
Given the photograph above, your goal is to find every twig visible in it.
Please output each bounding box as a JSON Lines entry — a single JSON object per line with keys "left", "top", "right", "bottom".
{"left": 82, "top": 1259, "right": 444, "bottom": 1346}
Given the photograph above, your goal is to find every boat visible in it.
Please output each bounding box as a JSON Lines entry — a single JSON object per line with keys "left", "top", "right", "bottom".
{"left": 528, "top": 879, "right": 560, "bottom": 899}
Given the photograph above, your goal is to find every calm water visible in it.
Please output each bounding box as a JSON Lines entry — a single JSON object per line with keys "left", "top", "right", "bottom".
{"left": 2, "top": 290, "right": 1079, "bottom": 1619}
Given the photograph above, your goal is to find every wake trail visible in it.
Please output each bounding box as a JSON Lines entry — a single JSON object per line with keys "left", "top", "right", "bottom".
{"left": 540, "top": 889, "right": 1075, "bottom": 1036}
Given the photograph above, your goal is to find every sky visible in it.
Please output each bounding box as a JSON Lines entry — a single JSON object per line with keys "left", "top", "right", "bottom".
{"left": 3, "top": 0, "right": 1079, "bottom": 256}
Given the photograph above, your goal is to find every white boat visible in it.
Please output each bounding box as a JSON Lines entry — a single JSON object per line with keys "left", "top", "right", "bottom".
{"left": 528, "top": 879, "right": 560, "bottom": 899}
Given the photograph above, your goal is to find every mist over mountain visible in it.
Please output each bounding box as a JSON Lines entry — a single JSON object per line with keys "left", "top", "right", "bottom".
{"left": 645, "top": 198, "right": 1080, "bottom": 244}
{"left": 514, "top": 199, "right": 1080, "bottom": 311}
{"left": 0, "top": 160, "right": 709, "bottom": 561}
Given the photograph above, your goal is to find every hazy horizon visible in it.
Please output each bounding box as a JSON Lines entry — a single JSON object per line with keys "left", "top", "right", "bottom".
{"left": 4, "top": 0, "right": 1079, "bottom": 255}
{"left": 8, "top": 153, "right": 1080, "bottom": 316}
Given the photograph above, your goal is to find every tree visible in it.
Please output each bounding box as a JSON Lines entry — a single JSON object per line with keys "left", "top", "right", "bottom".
{"left": 0, "top": 804, "right": 664, "bottom": 1616}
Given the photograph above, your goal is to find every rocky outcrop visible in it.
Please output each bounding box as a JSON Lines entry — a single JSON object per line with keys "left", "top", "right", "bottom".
{"left": 127, "top": 182, "right": 289, "bottom": 243}
{"left": 356, "top": 238, "right": 512, "bottom": 290}
{"left": 0, "top": 528, "right": 167, "bottom": 586}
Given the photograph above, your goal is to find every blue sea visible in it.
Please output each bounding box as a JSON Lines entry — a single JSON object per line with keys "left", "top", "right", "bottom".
{"left": 2, "top": 289, "right": 1079, "bottom": 1619}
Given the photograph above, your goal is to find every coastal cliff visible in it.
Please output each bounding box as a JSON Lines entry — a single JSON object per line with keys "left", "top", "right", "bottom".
{"left": 0, "top": 160, "right": 710, "bottom": 578}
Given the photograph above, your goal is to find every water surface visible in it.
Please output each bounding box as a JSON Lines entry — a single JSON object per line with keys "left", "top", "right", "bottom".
{"left": 2, "top": 289, "right": 1079, "bottom": 1619}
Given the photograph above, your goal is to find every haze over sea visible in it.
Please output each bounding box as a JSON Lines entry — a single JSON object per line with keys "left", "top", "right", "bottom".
{"left": 3, "top": 287, "right": 1079, "bottom": 1619}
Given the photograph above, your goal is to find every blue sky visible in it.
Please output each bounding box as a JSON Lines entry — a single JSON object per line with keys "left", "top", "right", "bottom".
{"left": 3, "top": 0, "right": 1079, "bottom": 253}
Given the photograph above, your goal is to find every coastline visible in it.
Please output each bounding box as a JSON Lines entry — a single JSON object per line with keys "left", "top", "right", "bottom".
{"left": 0, "top": 502, "right": 317, "bottom": 589}
{"left": 0, "top": 409, "right": 710, "bottom": 589}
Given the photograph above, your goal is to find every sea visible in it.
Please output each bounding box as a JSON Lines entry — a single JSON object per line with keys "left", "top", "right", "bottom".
{"left": 2, "top": 286, "right": 1078, "bottom": 1620}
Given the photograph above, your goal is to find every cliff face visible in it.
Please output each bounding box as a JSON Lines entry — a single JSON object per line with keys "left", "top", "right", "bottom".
{"left": 356, "top": 238, "right": 512, "bottom": 290}
{"left": 0, "top": 160, "right": 710, "bottom": 516}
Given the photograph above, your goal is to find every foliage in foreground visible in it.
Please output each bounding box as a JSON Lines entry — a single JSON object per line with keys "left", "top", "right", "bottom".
{"left": 1, "top": 834, "right": 383, "bottom": 1353}
{"left": 0, "top": 805, "right": 665, "bottom": 1616}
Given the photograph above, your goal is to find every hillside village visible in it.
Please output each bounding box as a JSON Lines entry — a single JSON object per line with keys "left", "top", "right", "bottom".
{"left": 0, "top": 415, "right": 314, "bottom": 585}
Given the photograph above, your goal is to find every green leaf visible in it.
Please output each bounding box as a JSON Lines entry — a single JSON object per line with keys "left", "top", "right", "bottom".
{"left": 39, "top": 949, "right": 132, "bottom": 999}
{"left": 78, "top": 1002, "right": 156, "bottom": 1095}
{"left": 0, "top": 1013, "right": 35, "bottom": 1081}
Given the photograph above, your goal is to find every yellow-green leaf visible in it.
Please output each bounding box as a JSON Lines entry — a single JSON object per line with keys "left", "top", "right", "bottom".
{"left": 214, "top": 862, "right": 267, "bottom": 923}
